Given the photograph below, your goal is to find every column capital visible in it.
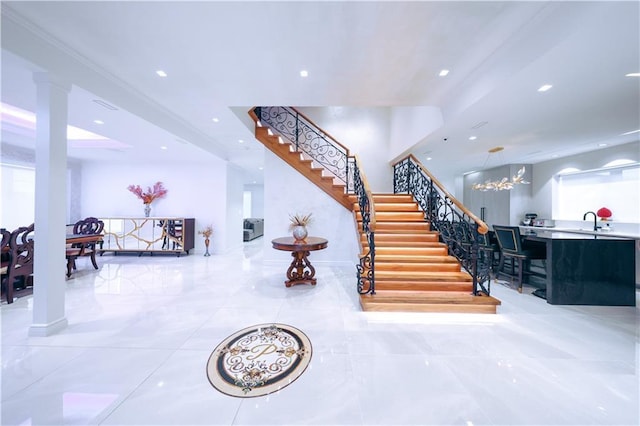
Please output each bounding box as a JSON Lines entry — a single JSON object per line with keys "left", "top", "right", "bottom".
{"left": 33, "top": 72, "right": 71, "bottom": 93}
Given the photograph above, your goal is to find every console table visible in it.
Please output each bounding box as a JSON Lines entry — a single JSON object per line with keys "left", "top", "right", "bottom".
{"left": 271, "top": 236, "right": 328, "bottom": 287}
{"left": 99, "top": 217, "right": 194, "bottom": 255}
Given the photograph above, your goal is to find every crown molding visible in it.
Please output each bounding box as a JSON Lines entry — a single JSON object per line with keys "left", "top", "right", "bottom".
{"left": 1, "top": 4, "right": 229, "bottom": 160}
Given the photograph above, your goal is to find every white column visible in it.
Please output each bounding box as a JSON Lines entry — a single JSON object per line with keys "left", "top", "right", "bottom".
{"left": 29, "top": 72, "right": 70, "bottom": 337}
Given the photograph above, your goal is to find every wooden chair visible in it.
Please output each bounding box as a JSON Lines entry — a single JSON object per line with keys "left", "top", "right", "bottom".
{"left": 493, "top": 224, "right": 546, "bottom": 293}
{"left": 1, "top": 228, "right": 11, "bottom": 290}
{"left": 66, "top": 217, "right": 104, "bottom": 277}
{"left": 2, "top": 224, "right": 35, "bottom": 304}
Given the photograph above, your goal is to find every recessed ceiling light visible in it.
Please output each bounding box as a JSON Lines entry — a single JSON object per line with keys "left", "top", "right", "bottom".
{"left": 300, "top": 70, "right": 308, "bottom": 77}
{"left": 621, "top": 129, "right": 640, "bottom": 135}
{"left": 469, "top": 136, "right": 477, "bottom": 141}
{"left": 93, "top": 119, "right": 104, "bottom": 125}
{"left": 238, "top": 139, "right": 244, "bottom": 143}
{"left": 426, "top": 157, "right": 432, "bottom": 161}
{"left": 538, "top": 84, "right": 553, "bottom": 92}
{"left": 439, "top": 69, "right": 449, "bottom": 77}
{"left": 212, "top": 117, "right": 219, "bottom": 123}
{"left": 156, "top": 70, "right": 167, "bottom": 77}
{"left": 551, "top": 154, "right": 558, "bottom": 158}
{"left": 625, "top": 73, "right": 640, "bottom": 77}
{"left": 160, "top": 146, "right": 168, "bottom": 150}
{"left": 598, "top": 143, "right": 608, "bottom": 147}
{"left": 258, "top": 166, "right": 263, "bottom": 170}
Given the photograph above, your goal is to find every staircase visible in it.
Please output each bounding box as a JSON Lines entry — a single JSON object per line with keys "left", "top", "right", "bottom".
{"left": 355, "top": 194, "right": 501, "bottom": 313}
{"left": 249, "top": 106, "right": 500, "bottom": 314}
{"left": 250, "top": 110, "right": 353, "bottom": 210}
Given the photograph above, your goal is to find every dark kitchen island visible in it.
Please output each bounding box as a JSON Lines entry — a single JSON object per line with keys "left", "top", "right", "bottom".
{"left": 523, "top": 230, "right": 636, "bottom": 306}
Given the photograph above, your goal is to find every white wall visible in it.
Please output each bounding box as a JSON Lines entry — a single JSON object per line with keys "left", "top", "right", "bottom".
{"left": 244, "top": 183, "right": 264, "bottom": 218}
{"left": 225, "top": 163, "right": 245, "bottom": 253}
{"left": 532, "top": 140, "right": 640, "bottom": 228}
{"left": 296, "top": 107, "right": 394, "bottom": 193}
{"left": 262, "top": 150, "right": 359, "bottom": 266}
{"left": 388, "top": 106, "right": 443, "bottom": 160}
{"left": 80, "top": 157, "right": 234, "bottom": 254}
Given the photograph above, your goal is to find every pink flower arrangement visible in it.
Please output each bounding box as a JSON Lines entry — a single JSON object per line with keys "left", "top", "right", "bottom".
{"left": 127, "top": 182, "right": 168, "bottom": 205}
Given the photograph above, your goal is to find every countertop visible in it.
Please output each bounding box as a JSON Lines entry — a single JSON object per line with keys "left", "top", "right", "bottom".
{"left": 519, "top": 225, "right": 640, "bottom": 240}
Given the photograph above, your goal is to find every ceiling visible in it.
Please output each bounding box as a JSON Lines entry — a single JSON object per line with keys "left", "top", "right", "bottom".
{"left": 1, "top": 1, "right": 639, "bottom": 185}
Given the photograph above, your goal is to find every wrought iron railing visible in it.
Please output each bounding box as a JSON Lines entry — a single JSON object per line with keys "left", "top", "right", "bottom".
{"left": 393, "top": 155, "right": 492, "bottom": 295}
{"left": 252, "top": 106, "right": 375, "bottom": 294}
{"left": 352, "top": 156, "right": 376, "bottom": 295}
{"left": 253, "top": 106, "right": 354, "bottom": 192}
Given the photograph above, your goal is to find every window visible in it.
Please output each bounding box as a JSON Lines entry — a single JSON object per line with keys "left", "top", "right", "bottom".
{"left": 0, "top": 163, "right": 35, "bottom": 230}
{"left": 557, "top": 164, "right": 640, "bottom": 222}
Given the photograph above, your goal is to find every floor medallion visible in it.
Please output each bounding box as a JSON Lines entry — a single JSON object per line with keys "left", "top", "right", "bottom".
{"left": 206, "top": 323, "right": 312, "bottom": 398}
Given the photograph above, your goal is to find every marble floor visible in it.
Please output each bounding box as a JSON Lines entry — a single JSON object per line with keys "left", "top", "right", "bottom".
{"left": 1, "top": 238, "right": 639, "bottom": 426}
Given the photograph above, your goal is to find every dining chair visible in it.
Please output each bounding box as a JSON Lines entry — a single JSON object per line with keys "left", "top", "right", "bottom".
{"left": 2, "top": 224, "right": 35, "bottom": 304}
{"left": 67, "top": 217, "right": 104, "bottom": 276}
{"left": 1, "top": 228, "right": 11, "bottom": 287}
{"left": 492, "top": 224, "right": 546, "bottom": 293}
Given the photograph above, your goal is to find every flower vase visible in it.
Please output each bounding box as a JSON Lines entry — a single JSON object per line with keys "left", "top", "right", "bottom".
{"left": 144, "top": 204, "right": 151, "bottom": 217}
{"left": 292, "top": 225, "right": 308, "bottom": 242}
{"left": 204, "top": 238, "right": 211, "bottom": 257}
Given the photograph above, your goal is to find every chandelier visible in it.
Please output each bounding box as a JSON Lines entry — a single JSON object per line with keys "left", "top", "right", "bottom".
{"left": 471, "top": 147, "right": 530, "bottom": 191}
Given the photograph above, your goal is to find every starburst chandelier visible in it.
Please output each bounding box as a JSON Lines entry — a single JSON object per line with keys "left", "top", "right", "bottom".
{"left": 471, "top": 147, "right": 530, "bottom": 191}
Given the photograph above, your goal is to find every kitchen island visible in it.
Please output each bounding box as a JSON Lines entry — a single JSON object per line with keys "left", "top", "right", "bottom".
{"left": 522, "top": 230, "right": 636, "bottom": 306}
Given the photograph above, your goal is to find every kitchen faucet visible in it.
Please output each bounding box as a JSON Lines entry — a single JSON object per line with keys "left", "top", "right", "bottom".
{"left": 583, "top": 211, "right": 599, "bottom": 231}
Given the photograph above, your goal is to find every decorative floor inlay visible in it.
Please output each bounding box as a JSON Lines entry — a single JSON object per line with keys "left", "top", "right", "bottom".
{"left": 206, "top": 323, "right": 312, "bottom": 398}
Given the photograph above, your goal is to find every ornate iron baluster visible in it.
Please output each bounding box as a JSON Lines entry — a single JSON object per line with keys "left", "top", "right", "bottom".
{"left": 353, "top": 159, "right": 375, "bottom": 294}
{"left": 255, "top": 106, "right": 351, "bottom": 190}
{"left": 393, "top": 156, "right": 491, "bottom": 295}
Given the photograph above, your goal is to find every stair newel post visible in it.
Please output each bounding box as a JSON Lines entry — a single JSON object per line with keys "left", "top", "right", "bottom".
{"left": 470, "top": 228, "right": 480, "bottom": 296}
{"left": 295, "top": 111, "right": 300, "bottom": 151}
{"left": 346, "top": 155, "right": 350, "bottom": 194}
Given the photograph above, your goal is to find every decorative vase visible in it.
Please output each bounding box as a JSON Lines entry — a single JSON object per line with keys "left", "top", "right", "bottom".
{"left": 292, "top": 225, "right": 308, "bottom": 242}
{"left": 204, "top": 238, "right": 211, "bottom": 257}
{"left": 144, "top": 204, "right": 151, "bottom": 217}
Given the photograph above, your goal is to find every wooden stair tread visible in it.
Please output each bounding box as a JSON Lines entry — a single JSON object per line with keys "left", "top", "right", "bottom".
{"left": 363, "top": 290, "right": 501, "bottom": 305}
{"left": 374, "top": 254, "right": 459, "bottom": 263}
{"left": 374, "top": 281, "right": 474, "bottom": 292}
{"left": 367, "top": 242, "right": 444, "bottom": 249}
{"left": 375, "top": 270, "right": 472, "bottom": 281}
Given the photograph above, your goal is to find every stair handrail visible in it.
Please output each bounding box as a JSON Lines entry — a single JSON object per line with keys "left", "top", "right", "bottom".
{"left": 252, "top": 106, "right": 354, "bottom": 192}
{"left": 353, "top": 155, "right": 376, "bottom": 295}
{"left": 392, "top": 154, "right": 492, "bottom": 295}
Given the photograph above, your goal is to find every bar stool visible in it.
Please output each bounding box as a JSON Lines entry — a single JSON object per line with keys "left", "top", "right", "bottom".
{"left": 492, "top": 225, "right": 546, "bottom": 293}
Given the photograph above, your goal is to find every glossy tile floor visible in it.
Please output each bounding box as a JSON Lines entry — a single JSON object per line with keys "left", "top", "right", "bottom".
{"left": 2, "top": 238, "right": 639, "bottom": 425}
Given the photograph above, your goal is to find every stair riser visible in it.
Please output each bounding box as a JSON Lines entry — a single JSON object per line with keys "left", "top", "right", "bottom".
{"left": 360, "top": 303, "right": 498, "bottom": 314}
{"left": 364, "top": 242, "right": 443, "bottom": 250}
{"left": 375, "top": 263, "right": 462, "bottom": 272}
{"left": 368, "top": 204, "right": 420, "bottom": 212}
{"left": 375, "top": 247, "right": 448, "bottom": 255}
{"left": 374, "top": 272, "right": 472, "bottom": 281}
{"left": 374, "top": 256, "right": 458, "bottom": 263}
{"left": 374, "top": 282, "right": 474, "bottom": 292}
{"left": 355, "top": 212, "right": 425, "bottom": 222}
{"left": 372, "top": 195, "right": 416, "bottom": 203}
{"left": 361, "top": 234, "right": 439, "bottom": 243}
